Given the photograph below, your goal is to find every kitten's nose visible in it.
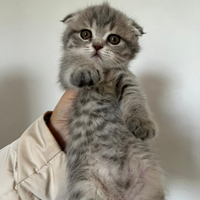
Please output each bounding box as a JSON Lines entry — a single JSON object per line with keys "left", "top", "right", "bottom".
{"left": 92, "top": 38, "right": 104, "bottom": 51}
{"left": 92, "top": 44, "right": 103, "bottom": 51}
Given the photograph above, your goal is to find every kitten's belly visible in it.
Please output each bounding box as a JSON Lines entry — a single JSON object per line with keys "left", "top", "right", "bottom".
{"left": 67, "top": 89, "right": 163, "bottom": 200}
{"left": 88, "top": 143, "right": 163, "bottom": 200}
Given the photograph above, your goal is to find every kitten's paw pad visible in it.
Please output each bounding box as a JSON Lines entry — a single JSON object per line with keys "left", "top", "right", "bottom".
{"left": 127, "top": 118, "right": 157, "bottom": 140}
{"left": 70, "top": 67, "right": 101, "bottom": 87}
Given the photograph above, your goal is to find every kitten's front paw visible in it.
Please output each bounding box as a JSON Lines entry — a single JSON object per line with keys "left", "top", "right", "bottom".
{"left": 126, "top": 117, "right": 157, "bottom": 140}
{"left": 70, "top": 67, "right": 101, "bottom": 88}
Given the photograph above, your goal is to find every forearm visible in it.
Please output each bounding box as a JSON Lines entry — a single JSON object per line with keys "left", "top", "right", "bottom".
{"left": 116, "top": 72, "right": 150, "bottom": 119}
{"left": 59, "top": 52, "right": 103, "bottom": 89}
{"left": 115, "top": 71, "right": 156, "bottom": 140}
{"left": 0, "top": 113, "right": 66, "bottom": 200}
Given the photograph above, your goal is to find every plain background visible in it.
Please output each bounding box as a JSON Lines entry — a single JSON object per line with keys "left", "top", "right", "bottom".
{"left": 0, "top": 0, "right": 200, "bottom": 199}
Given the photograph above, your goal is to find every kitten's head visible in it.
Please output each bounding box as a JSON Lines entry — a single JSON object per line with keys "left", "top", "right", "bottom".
{"left": 61, "top": 3, "right": 144, "bottom": 70}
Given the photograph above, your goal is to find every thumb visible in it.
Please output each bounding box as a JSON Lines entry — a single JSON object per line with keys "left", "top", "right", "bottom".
{"left": 54, "top": 89, "right": 79, "bottom": 119}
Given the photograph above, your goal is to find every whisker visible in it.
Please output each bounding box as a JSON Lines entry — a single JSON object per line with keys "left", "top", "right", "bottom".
{"left": 100, "top": 52, "right": 127, "bottom": 70}
{"left": 114, "top": 54, "right": 129, "bottom": 63}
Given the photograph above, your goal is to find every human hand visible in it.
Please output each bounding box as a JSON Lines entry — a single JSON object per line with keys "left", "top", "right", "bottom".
{"left": 48, "top": 89, "right": 78, "bottom": 149}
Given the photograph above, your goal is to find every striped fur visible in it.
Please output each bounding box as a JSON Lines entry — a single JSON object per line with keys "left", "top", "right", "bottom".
{"left": 59, "top": 3, "right": 165, "bottom": 200}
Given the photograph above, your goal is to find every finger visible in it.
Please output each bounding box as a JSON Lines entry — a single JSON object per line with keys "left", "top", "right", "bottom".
{"left": 53, "top": 89, "right": 79, "bottom": 115}
{"left": 60, "top": 89, "right": 79, "bottom": 104}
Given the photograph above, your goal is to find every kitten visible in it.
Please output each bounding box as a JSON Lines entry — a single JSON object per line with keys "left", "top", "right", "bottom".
{"left": 59, "top": 3, "right": 165, "bottom": 200}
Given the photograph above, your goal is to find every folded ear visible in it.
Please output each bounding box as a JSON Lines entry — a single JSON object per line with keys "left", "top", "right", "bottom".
{"left": 130, "top": 19, "right": 145, "bottom": 36}
{"left": 61, "top": 13, "right": 76, "bottom": 24}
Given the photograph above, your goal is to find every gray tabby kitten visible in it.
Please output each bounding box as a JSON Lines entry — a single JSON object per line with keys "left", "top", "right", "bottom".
{"left": 59, "top": 3, "right": 164, "bottom": 200}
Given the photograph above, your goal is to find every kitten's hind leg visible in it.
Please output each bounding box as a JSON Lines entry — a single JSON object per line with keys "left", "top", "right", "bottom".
{"left": 156, "top": 192, "right": 165, "bottom": 200}
{"left": 67, "top": 181, "right": 105, "bottom": 200}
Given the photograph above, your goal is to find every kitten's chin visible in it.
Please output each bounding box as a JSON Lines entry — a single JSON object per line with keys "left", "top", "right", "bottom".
{"left": 91, "top": 54, "right": 103, "bottom": 64}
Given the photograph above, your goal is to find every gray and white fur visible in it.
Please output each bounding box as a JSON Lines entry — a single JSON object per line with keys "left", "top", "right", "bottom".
{"left": 59, "top": 3, "right": 165, "bottom": 200}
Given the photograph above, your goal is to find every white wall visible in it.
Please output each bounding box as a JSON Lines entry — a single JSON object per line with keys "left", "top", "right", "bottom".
{"left": 0, "top": 0, "right": 200, "bottom": 199}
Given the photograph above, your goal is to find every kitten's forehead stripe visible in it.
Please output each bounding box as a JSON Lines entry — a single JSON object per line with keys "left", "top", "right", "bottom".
{"left": 90, "top": 5, "right": 122, "bottom": 31}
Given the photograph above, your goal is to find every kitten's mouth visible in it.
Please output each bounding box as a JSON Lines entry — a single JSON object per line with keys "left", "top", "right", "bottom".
{"left": 92, "top": 52, "right": 102, "bottom": 60}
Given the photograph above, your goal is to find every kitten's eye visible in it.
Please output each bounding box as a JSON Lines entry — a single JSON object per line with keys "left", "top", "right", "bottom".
{"left": 107, "top": 34, "right": 121, "bottom": 45}
{"left": 80, "top": 29, "right": 92, "bottom": 40}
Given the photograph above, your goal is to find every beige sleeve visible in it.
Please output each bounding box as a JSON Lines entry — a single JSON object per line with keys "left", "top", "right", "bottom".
{"left": 0, "top": 112, "right": 67, "bottom": 200}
